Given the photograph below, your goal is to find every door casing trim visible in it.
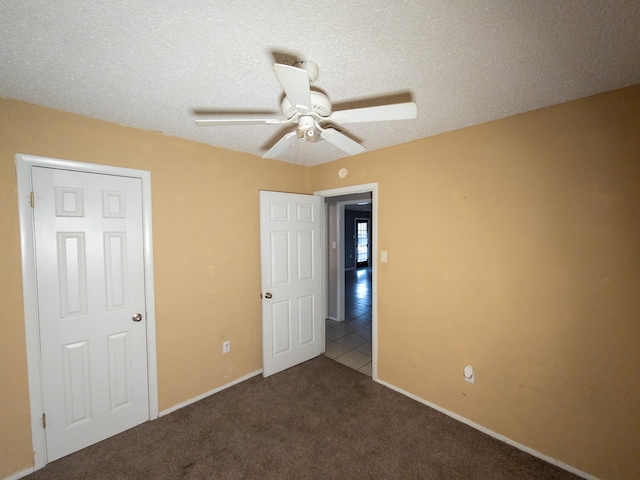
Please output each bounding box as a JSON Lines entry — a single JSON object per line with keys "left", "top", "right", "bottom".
{"left": 15, "top": 153, "right": 158, "bottom": 471}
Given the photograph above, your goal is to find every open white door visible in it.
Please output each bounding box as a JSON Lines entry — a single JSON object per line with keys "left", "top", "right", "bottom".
{"left": 260, "top": 191, "right": 323, "bottom": 377}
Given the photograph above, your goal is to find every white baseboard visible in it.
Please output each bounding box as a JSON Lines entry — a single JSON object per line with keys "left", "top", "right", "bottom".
{"left": 375, "top": 378, "right": 597, "bottom": 480}
{"left": 159, "top": 369, "right": 262, "bottom": 417}
{"left": 2, "top": 467, "right": 34, "bottom": 480}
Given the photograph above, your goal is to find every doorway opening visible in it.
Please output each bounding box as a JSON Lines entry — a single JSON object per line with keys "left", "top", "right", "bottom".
{"left": 314, "top": 185, "right": 376, "bottom": 378}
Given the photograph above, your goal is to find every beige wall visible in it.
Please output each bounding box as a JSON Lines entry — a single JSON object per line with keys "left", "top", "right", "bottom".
{"left": 1, "top": 85, "right": 639, "bottom": 479}
{"left": 310, "top": 85, "right": 640, "bottom": 480}
{"left": 0, "top": 98, "right": 308, "bottom": 477}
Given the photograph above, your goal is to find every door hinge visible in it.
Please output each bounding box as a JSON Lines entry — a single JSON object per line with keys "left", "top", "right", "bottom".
{"left": 30, "top": 191, "right": 35, "bottom": 208}
{"left": 42, "top": 413, "right": 46, "bottom": 429}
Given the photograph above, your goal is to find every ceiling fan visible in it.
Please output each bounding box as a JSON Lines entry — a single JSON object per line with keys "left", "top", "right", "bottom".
{"left": 194, "top": 60, "right": 418, "bottom": 159}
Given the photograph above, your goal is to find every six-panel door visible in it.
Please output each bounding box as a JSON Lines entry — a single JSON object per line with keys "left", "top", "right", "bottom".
{"left": 32, "top": 167, "right": 149, "bottom": 461}
{"left": 260, "top": 191, "right": 323, "bottom": 377}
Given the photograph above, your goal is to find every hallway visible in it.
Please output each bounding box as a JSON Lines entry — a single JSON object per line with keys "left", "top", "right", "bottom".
{"left": 324, "top": 267, "right": 372, "bottom": 375}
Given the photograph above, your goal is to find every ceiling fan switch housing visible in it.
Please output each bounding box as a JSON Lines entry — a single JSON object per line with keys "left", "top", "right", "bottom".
{"left": 298, "top": 116, "right": 315, "bottom": 130}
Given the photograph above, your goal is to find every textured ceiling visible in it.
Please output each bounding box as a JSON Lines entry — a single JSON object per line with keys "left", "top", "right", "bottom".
{"left": 2, "top": 1, "right": 639, "bottom": 166}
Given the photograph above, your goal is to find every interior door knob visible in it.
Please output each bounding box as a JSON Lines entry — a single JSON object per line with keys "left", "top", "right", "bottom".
{"left": 264, "top": 293, "right": 273, "bottom": 299}
{"left": 132, "top": 313, "right": 143, "bottom": 322}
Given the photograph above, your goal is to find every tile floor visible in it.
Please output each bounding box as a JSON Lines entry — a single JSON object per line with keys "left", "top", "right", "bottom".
{"left": 324, "top": 267, "right": 372, "bottom": 376}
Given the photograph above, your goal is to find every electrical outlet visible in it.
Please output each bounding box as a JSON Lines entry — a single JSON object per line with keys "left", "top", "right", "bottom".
{"left": 222, "top": 340, "right": 230, "bottom": 354}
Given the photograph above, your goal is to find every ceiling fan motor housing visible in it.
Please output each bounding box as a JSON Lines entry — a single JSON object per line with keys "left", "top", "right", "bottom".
{"left": 281, "top": 91, "right": 332, "bottom": 120}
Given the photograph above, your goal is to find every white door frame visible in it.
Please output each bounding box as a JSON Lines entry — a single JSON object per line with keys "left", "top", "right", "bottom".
{"left": 314, "top": 183, "right": 378, "bottom": 380}
{"left": 16, "top": 153, "right": 159, "bottom": 471}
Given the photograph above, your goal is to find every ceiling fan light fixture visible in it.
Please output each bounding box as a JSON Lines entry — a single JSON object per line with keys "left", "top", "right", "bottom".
{"left": 296, "top": 126, "right": 318, "bottom": 142}
{"left": 296, "top": 115, "right": 318, "bottom": 142}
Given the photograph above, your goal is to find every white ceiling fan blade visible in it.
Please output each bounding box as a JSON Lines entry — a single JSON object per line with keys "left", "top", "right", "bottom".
{"left": 321, "top": 128, "right": 365, "bottom": 156}
{"left": 273, "top": 64, "right": 313, "bottom": 113}
{"left": 330, "top": 102, "right": 417, "bottom": 124}
{"left": 195, "top": 118, "right": 285, "bottom": 126}
{"left": 262, "top": 132, "right": 297, "bottom": 159}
